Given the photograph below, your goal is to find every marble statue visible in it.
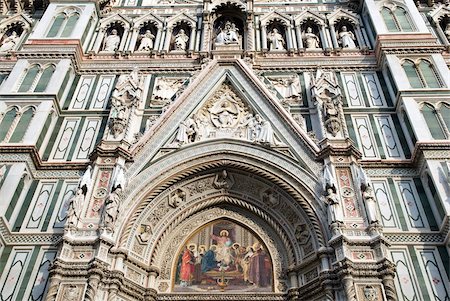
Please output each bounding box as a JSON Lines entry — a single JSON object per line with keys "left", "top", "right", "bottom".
{"left": 271, "top": 76, "right": 301, "bottom": 102}
{"left": 0, "top": 31, "right": 19, "bottom": 52}
{"left": 363, "top": 184, "right": 378, "bottom": 224}
{"left": 338, "top": 26, "right": 356, "bottom": 48}
{"left": 268, "top": 28, "right": 285, "bottom": 50}
{"left": 174, "top": 29, "right": 189, "bottom": 51}
{"left": 103, "top": 29, "right": 121, "bottom": 52}
{"left": 137, "top": 30, "right": 155, "bottom": 51}
{"left": 215, "top": 21, "right": 239, "bottom": 45}
{"left": 79, "top": 165, "right": 92, "bottom": 194}
{"left": 324, "top": 185, "right": 343, "bottom": 223}
{"left": 256, "top": 119, "right": 276, "bottom": 145}
{"left": 102, "top": 186, "right": 121, "bottom": 230}
{"left": 303, "top": 27, "right": 320, "bottom": 49}
{"left": 66, "top": 188, "right": 84, "bottom": 227}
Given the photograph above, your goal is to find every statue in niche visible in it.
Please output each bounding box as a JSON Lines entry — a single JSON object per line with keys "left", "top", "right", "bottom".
{"left": 303, "top": 27, "right": 320, "bottom": 49}
{"left": 215, "top": 21, "right": 240, "bottom": 45}
{"left": 321, "top": 89, "right": 341, "bottom": 136}
{"left": 268, "top": 28, "right": 285, "bottom": 50}
{"left": 137, "top": 30, "right": 155, "bottom": 51}
{"left": 110, "top": 97, "right": 128, "bottom": 138}
{"left": 338, "top": 26, "right": 357, "bottom": 49}
{"left": 445, "top": 23, "right": 450, "bottom": 41}
{"left": 102, "top": 29, "right": 121, "bottom": 51}
{"left": 0, "top": 31, "right": 20, "bottom": 52}
{"left": 169, "top": 189, "right": 186, "bottom": 208}
{"left": 363, "top": 286, "right": 378, "bottom": 301}
{"left": 174, "top": 29, "right": 189, "bottom": 51}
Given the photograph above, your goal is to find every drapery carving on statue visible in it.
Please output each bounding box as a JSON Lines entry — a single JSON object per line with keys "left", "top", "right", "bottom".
{"left": 170, "top": 83, "right": 280, "bottom": 147}
{"left": 65, "top": 166, "right": 92, "bottom": 229}
{"left": 311, "top": 70, "right": 343, "bottom": 137}
{"left": 322, "top": 164, "right": 343, "bottom": 231}
{"left": 358, "top": 166, "right": 380, "bottom": 225}
{"left": 151, "top": 77, "right": 186, "bottom": 107}
{"left": 108, "top": 69, "right": 144, "bottom": 139}
{"left": 100, "top": 165, "right": 126, "bottom": 233}
{"left": 266, "top": 75, "right": 302, "bottom": 106}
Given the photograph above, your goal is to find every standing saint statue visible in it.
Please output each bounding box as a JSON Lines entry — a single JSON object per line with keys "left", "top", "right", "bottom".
{"left": 66, "top": 188, "right": 84, "bottom": 227}
{"left": 137, "top": 30, "right": 155, "bottom": 51}
{"left": 102, "top": 186, "right": 121, "bottom": 231}
{"left": 363, "top": 184, "right": 379, "bottom": 224}
{"left": 303, "top": 27, "right": 320, "bottom": 49}
{"left": 0, "top": 31, "right": 20, "bottom": 52}
{"left": 174, "top": 29, "right": 189, "bottom": 51}
{"left": 268, "top": 28, "right": 285, "bottom": 50}
{"left": 338, "top": 26, "right": 357, "bottom": 48}
{"left": 103, "top": 29, "right": 121, "bottom": 51}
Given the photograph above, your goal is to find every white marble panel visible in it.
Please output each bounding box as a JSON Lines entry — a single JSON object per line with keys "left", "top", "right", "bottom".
{"left": 362, "top": 72, "right": 387, "bottom": 107}
{"left": 395, "top": 180, "right": 428, "bottom": 229}
{"left": 353, "top": 116, "right": 378, "bottom": 158}
{"left": 69, "top": 75, "right": 95, "bottom": 110}
{"left": 90, "top": 75, "right": 115, "bottom": 109}
{"left": 0, "top": 250, "right": 30, "bottom": 301}
{"left": 51, "top": 118, "right": 80, "bottom": 161}
{"left": 73, "top": 118, "right": 101, "bottom": 161}
{"left": 28, "top": 250, "right": 57, "bottom": 301}
{"left": 417, "top": 249, "right": 450, "bottom": 301}
{"left": 25, "top": 182, "right": 56, "bottom": 229}
{"left": 391, "top": 249, "right": 421, "bottom": 301}
{"left": 342, "top": 72, "right": 364, "bottom": 107}
{"left": 372, "top": 180, "right": 398, "bottom": 228}
{"left": 374, "top": 115, "right": 404, "bottom": 158}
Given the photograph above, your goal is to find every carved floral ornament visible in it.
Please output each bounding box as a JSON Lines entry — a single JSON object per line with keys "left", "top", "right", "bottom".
{"left": 170, "top": 82, "right": 282, "bottom": 147}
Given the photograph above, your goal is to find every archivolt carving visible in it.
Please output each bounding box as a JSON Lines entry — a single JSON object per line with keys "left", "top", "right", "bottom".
{"left": 117, "top": 146, "right": 326, "bottom": 251}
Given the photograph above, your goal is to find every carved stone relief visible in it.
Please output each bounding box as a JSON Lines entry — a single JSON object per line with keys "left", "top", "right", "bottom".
{"left": 151, "top": 77, "right": 187, "bottom": 107}
{"left": 170, "top": 82, "right": 281, "bottom": 147}
{"left": 266, "top": 75, "right": 302, "bottom": 106}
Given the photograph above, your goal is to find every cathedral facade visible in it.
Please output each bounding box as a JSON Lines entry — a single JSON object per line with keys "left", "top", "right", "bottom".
{"left": 0, "top": 0, "right": 449, "bottom": 300}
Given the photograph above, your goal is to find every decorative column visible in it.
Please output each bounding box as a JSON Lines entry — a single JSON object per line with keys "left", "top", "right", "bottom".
{"left": 290, "top": 23, "right": 298, "bottom": 49}
{"left": 188, "top": 27, "right": 196, "bottom": 52}
{"left": 118, "top": 29, "right": 128, "bottom": 51}
{"left": 329, "top": 24, "right": 339, "bottom": 48}
{"left": 285, "top": 24, "right": 294, "bottom": 51}
{"left": 319, "top": 25, "right": 328, "bottom": 48}
{"left": 94, "top": 28, "right": 106, "bottom": 52}
{"left": 154, "top": 26, "right": 163, "bottom": 51}
{"left": 128, "top": 27, "right": 139, "bottom": 52}
{"left": 295, "top": 24, "right": 303, "bottom": 49}
{"left": 261, "top": 23, "right": 268, "bottom": 51}
{"left": 354, "top": 24, "right": 365, "bottom": 48}
{"left": 163, "top": 26, "right": 173, "bottom": 52}
{"left": 247, "top": 16, "right": 255, "bottom": 52}
{"left": 255, "top": 16, "right": 261, "bottom": 51}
